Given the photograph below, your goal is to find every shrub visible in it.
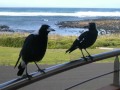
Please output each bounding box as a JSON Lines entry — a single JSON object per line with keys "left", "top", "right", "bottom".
{"left": 0, "top": 33, "right": 120, "bottom": 49}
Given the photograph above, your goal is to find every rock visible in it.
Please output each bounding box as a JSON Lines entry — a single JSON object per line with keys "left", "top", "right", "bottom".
{"left": 0, "top": 25, "right": 14, "bottom": 32}
{"left": 56, "top": 19, "right": 120, "bottom": 33}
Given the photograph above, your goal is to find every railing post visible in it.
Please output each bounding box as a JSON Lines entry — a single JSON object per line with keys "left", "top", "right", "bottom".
{"left": 113, "top": 56, "right": 120, "bottom": 86}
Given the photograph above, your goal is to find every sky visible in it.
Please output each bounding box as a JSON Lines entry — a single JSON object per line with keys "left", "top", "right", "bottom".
{"left": 0, "top": 0, "right": 120, "bottom": 8}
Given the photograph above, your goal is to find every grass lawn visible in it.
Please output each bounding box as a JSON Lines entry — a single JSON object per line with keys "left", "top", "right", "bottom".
{"left": 0, "top": 46, "right": 116, "bottom": 66}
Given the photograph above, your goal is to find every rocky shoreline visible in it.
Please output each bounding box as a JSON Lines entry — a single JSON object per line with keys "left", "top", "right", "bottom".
{"left": 0, "top": 25, "right": 34, "bottom": 34}
{"left": 0, "top": 25, "right": 14, "bottom": 32}
{"left": 57, "top": 18, "right": 120, "bottom": 33}
{"left": 1, "top": 18, "right": 120, "bottom": 34}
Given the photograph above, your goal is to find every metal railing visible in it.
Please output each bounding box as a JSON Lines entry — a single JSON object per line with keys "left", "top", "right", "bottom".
{"left": 0, "top": 49, "right": 120, "bottom": 90}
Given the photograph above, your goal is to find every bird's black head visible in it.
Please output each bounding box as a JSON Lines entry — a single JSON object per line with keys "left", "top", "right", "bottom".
{"left": 88, "top": 22, "right": 97, "bottom": 30}
{"left": 83, "top": 22, "right": 97, "bottom": 31}
{"left": 38, "top": 24, "right": 55, "bottom": 35}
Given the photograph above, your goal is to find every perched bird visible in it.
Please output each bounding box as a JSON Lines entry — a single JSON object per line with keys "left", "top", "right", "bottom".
{"left": 14, "top": 24, "right": 55, "bottom": 77}
{"left": 66, "top": 22, "right": 98, "bottom": 60}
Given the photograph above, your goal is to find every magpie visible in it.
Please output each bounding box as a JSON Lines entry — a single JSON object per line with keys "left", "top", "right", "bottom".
{"left": 66, "top": 22, "right": 98, "bottom": 60}
{"left": 14, "top": 24, "right": 55, "bottom": 77}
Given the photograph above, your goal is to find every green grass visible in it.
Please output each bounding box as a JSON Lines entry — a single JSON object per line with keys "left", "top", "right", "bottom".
{"left": 0, "top": 46, "right": 115, "bottom": 66}
{"left": 0, "top": 33, "right": 119, "bottom": 65}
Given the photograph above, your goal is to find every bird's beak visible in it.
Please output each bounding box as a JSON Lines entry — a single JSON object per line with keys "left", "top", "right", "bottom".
{"left": 47, "top": 27, "right": 55, "bottom": 32}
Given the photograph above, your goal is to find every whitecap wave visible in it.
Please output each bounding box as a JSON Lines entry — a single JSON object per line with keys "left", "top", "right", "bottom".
{"left": 0, "top": 11, "right": 120, "bottom": 17}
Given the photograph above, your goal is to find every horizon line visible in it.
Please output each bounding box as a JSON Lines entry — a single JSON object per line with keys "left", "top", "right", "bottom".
{"left": 0, "top": 7, "right": 120, "bottom": 9}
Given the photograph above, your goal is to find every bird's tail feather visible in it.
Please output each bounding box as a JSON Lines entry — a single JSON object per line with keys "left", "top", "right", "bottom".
{"left": 66, "top": 47, "right": 76, "bottom": 54}
{"left": 17, "top": 63, "right": 25, "bottom": 76}
{"left": 14, "top": 52, "right": 22, "bottom": 68}
{"left": 66, "top": 49, "right": 71, "bottom": 53}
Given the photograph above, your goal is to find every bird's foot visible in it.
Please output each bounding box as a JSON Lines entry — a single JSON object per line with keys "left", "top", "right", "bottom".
{"left": 87, "top": 55, "right": 93, "bottom": 60}
{"left": 38, "top": 69, "right": 45, "bottom": 74}
{"left": 22, "top": 74, "right": 32, "bottom": 80}
{"left": 82, "top": 57, "right": 88, "bottom": 61}
{"left": 26, "top": 74, "right": 32, "bottom": 80}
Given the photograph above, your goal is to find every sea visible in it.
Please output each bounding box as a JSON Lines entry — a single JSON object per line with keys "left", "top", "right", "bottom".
{"left": 0, "top": 7, "right": 120, "bottom": 36}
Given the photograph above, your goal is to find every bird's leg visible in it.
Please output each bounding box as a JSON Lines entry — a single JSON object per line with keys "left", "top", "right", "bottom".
{"left": 84, "top": 49, "right": 93, "bottom": 60}
{"left": 25, "top": 65, "right": 32, "bottom": 80}
{"left": 34, "top": 61, "right": 45, "bottom": 74}
{"left": 80, "top": 49, "right": 87, "bottom": 61}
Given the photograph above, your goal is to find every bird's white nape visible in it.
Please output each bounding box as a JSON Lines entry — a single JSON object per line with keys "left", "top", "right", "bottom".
{"left": 33, "top": 29, "right": 39, "bottom": 35}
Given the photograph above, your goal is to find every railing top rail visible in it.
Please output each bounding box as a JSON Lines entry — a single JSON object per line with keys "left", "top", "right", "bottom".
{"left": 1, "top": 49, "right": 120, "bottom": 90}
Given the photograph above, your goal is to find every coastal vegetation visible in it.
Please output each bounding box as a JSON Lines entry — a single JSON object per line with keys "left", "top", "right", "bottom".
{"left": 0, "top": 33, "right": 120, "bottom": 48}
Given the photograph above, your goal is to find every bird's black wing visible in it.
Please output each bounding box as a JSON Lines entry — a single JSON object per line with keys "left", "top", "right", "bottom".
{"left": 66, "top": 39, "right": 79, "bottom": 53}
{"left": 14, "top": 34, "right": 35, "bottom": 68}
{"left": 23, "top": 34, "right": 35, "bottom": 47}
{"left": 66, "top": 31, "right": 89, "bottom": 53}
{"left": 66, "top": 33, "right": 86, "bottom": 54}
{"left": 77, "top": 31, "right": 88, "bottom": 44}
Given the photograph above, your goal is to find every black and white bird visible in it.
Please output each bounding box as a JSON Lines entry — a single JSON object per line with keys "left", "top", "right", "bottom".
{"left": 14, "top": 24, "right": 55, "bottom": 77}
{"left": 66, "top": 22, "right": 98, "bottom": 60}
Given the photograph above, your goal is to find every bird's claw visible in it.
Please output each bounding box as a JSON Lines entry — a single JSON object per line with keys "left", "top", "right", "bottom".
{"left": 27, "top": 75, "right": 32, "bottom": 80}
{"left": 87, "top": 55, "right": 93, "bottom": 60}
{"left": 23, "top": 74, "right": 32, "bottom": 80}
{"left": 82, "top": 57, "right": 88, "bottom": 61}
{"left": 38, "top": 69, "right": 45, "bottom": 74}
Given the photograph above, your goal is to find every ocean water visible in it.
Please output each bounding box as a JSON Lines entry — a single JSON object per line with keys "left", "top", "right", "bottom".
{"left": 0, "top": 7, "right": 120, "bottom": 35}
